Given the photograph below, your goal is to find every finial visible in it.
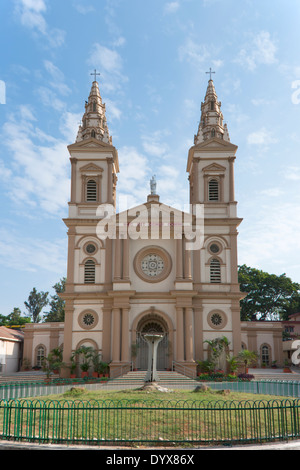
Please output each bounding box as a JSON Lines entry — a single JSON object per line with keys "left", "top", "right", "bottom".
{"left": 206, "top": 67, "right": 215, "bottom": 81}
{"left": 150, "top": 175, "right": 157, "bottom": 195}
{"left": 90, "top": 69, "right": 101, "bottom": 82}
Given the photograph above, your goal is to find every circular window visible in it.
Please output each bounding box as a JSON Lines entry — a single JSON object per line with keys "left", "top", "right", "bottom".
{"left": 85, "top": 243, "right": 97, "bottom": 255}
{"left": 78, "top": 310, "right": 98, "bottom": 330}
{"left": 209, "top": 243, "right": 220, "bottom": 254}
{"left": 134, "top": 246, "right": 172, "bottom": 283}
{"left": 207, "top": 310, "right": 227, "bottom": 330}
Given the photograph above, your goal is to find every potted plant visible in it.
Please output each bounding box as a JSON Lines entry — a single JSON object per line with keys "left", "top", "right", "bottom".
{"left": 69, "top": 356, "right": 77, "bottom": 378}
{"left": 237, "top": 349, "right": 258, "bottom": 374}
{"left": 283, "top": 359, "right": 291, "bottom": 373}
{"left": 92, "top": 351, "right": 102, "bottom": 378}
{"left": 76, "top": 346, "right": 94, "bottom": 378}
{"left": 226, "top": 355, "right": 238, "bottom": 376}
{"left": 100, "top": 361, "right": 110, "bottom": 378}
{"left": 271, "top": 360, "right": 277, "bottom": 369}
{"left": 22, "top": 358, "right": 31, "bottom": 371}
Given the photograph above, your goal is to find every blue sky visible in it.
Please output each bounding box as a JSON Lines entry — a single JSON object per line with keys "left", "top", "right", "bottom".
{"left": 1, "top": 0, "right": 300, "bottom": 317}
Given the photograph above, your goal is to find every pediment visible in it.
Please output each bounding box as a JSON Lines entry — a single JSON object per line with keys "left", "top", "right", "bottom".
{"left": 202, "top": 163, "right": 226, "bottom": 173}
{"left": 68, "top": 137, "right": 115, "bottom": 152}
{"left": 80, "top": 163, "right": 104, "bottom": 173}
{"left": 193, "top": 138, "right": 238, "bottom": 151}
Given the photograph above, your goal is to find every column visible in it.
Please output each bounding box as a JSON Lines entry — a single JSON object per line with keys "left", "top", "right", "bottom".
{"left": 185, "top": 307, "right": 194, "bottom": 362}
{"left": 122, "top": 238, "right": 130, "bottom": 281}
{"left": 114, "top": 237, "right": 121, "bottom": 281}
{"left": 229, "top": 157, "right": 235, "bottom": 202}
{"left": 176, "top": 307, "right": 184, "bottom": 362}
{"left": 176, "top": 238, "right": 183, "bottom": 280}
{"left": 102, "top": 305, "right": 112, "bottom": 362}
{"left": 194, "top": 304, "right": 203, "bottom": 361}
{"left": 61, "top": 300, "right": 74, "bottom": 378}
{"left": 184, "top": 237, "right": 192, "bottom": 280}
{"left": 66, "top": 228, "right": 76, "bottom": 293}
{"left": 107, "top": 158, "right": 113, "bottom": 204}
{"left": 193, "top": 158, "right": 199, "bottom": 203}
{"left": 121, "top": 307, "right": 130, "bottom": 363}
{"left": 70, "top": 158, "right": 77, "bottom": 203}
{"left": 112, "top": 308, "right": 121, "bottom": 363}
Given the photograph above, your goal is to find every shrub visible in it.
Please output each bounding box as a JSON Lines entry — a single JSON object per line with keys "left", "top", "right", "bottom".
{"left": 238, "top": 373, "right": 255, "bottom": 381}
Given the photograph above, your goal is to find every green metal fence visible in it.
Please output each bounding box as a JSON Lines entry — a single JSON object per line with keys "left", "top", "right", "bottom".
{"left": 1, "top": 397, "right": 300, "bottom": 446}
{"left": 1, "top": 378, "right": 300, "bottom": 400}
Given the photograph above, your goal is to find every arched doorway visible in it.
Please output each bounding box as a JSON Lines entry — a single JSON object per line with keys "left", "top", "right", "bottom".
{"left": 136, "top": 314, "right": 169, "bottom": 371}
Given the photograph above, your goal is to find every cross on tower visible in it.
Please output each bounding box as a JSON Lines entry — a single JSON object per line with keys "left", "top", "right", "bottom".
{"left": 206, "top": 68, "right": 215, "bottom": 81}
{"left": 90, "top": 69, "right": 101, "bottom": 82}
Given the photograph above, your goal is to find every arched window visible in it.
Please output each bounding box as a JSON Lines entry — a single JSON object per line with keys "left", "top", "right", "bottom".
{"left": 261, "top": 345, "right": 270, "bottom": 366}
{"left": 84, "top": 260, "right": 96, "bottom": 284}
{"left": 211, "top": 128, "right": 216, "bottom": 138}
{"left": 208, "top": 179, "right": 219, "bottom": 201}
{"left": 210, "top": 258, "right": 221, "bottom": 283}
{"left": 86, "top": 179, "right": 97, "bottom": 202}
{"left": 91, "top": 129, "right": 96, "bottom": 138}
{"left": 93, "top": 101, "right": 96, "bottom": 112}
{"left": 36, "top": 346, "right": 46, "bottom": 367}
{"left": 210, "top": 101, "right": 215, "bottom": 111}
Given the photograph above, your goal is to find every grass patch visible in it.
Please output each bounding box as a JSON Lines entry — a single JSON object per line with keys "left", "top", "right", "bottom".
{"left": 1, "top": 387, "right": 299, "bottom": 446}
{"left": 30, "top": 385, "right": 293, "bottom": 404}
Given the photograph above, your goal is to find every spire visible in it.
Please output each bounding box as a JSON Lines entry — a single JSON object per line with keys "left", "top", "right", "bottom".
{"left": 194, "top": 77, "right": 230, "bottom": 145}
{"left": 76, "top": 76, "right": 112, "bottom": 145}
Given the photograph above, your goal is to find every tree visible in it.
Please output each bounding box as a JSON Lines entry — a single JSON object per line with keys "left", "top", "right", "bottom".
{"left": 24, "top": 288, "right": 49, "bottom": 323}
{"left": 0, "top": 309, "right": 31, "bottom": 326}
{"left": 43, "top": 278, "right": 66, "bottom": 323}
{"left": 237, "top": 349, "right": 258, "bottom": 374}
{"left": 238, "top": 264, "right": 300, "bottom": 321}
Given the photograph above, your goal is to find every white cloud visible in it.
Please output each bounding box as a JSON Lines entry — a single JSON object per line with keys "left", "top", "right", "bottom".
{"left": 141, "top": 131, "right": 170, "bottom": 158}
{"left": 14, "top": 0, "right": 65, "bottom": 48}
{"left": 178, "top": 38, "right": 210, "bottom": 66}
{"left": 247, "top": 128, "right": 278, "bottom": 146}
{"left": 73, "top": 2, "right": 95, "bottom": 14}
{"left": 164, "top": 2, "right": 180, "bottom": 14}
{"left": 238, "top": 200, "right": 300, "bottom": 281}
{"left": 236, "top": 31, "right": 277, "bottom": 71}
{"left": 0, "top": 106, "right": 76, "bottom": 215}
{"left": 0, "top": 228, "right": 66, "bottom": 273}
{"left": 87, "top": 43, "right": 128, "bottom": 93}
{"left": 259, "top": 188, "right": 284, "bottom": 197}
{"left": 116, "top": 146, "right": 150, "bottom": 207}
{"left": 284, "top": 166, "right": 300, "bottom": 181}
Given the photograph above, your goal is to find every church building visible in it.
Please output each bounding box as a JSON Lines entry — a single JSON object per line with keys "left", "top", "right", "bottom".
{"left": 22, "top": 77, "right": 283, "bottom": 377}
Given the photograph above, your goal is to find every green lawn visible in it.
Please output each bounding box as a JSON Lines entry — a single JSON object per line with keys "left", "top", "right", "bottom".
{"left": 1, "top": 387, "right": 299, "bottom": 446}
{"left": 34, "top": 385, "right": 291, "bottom": 403}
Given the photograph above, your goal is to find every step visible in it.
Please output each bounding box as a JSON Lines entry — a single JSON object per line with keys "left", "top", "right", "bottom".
{"left": 0, "top": 372, "right": 59, "bottom": 384}
{"left": 109, "top": 370, "right": 199, "bottom": 388}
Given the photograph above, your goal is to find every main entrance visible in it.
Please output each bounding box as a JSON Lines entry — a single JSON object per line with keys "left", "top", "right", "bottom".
{"left": 136, "top": 315, "right": 169, "bottom": 371}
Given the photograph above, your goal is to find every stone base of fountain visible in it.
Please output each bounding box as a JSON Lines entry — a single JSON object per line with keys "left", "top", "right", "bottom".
{"left": 139, "top": 382, "right": 173, "bottom": 393}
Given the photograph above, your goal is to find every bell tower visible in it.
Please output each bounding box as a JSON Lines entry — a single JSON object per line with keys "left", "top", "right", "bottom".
{"left": 67, "top": 77, "right": 119, "bottom": 217}
{"left": 187, "top": 74, "right": 245, "bottom": 360}
{"left": 61, "top": 76, "right": 119, "bottom": 376}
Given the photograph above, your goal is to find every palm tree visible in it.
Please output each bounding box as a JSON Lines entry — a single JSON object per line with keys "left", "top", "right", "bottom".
{"left": 237, "top": 349, "right": 258, "bottom": 374}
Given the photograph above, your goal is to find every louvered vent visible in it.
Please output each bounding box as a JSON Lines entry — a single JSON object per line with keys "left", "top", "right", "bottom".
{"left": 86, "top": 179, "right": 97, "bottom": 201}
{"left": 208, "top": 179, "right": 219, "bottom": 201}
{"left": 210, "top": 258, "right": 221, "bottom": 283}
{"left": 84, "top": 260, "right": 96, "bottom": 283}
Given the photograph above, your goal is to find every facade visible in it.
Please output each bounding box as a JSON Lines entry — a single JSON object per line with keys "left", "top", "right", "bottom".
{"left": 23, "top": 77, "right": 284, "bottom": 376}
{"left": 0, "top": 327, "right": 24, "bottom": 374}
